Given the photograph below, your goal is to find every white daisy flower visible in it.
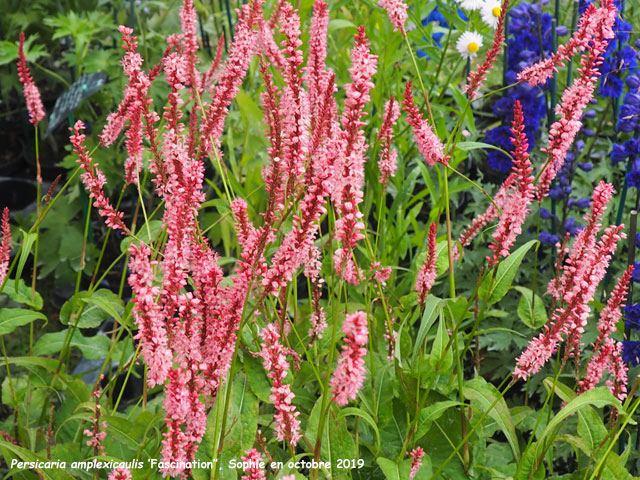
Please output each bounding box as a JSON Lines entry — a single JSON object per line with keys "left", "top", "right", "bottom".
{"left": 481, "top": 0, "right": 502, "bottom": 28}
{"left": 456, "top": 31, "right": 483, "bottom": 60}
{"left": 459, "top": 0, "right": 484, "bottom": 10}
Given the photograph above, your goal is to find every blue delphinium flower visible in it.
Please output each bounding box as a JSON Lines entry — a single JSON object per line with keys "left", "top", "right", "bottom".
{"left": 626, "top": 158, "right": 640, "bottom": 188}
{"left": 625, "top": 302, "right": 640, "bottom": 330}
{"left": 598, "top": 16, "right": 636, "bottom": 98}
{"left": 622, "top": 340, "right": 640, "bottom": 366}
{"left": 618, "top": 89, "right": 640, "bottom": 134}
{"left": 567, "top": 197, "right": 591, "bottom": 209}
{"left": 632, "top": 261, "right": 640, "bottom": 283}
{"left": 539, "top": 231, "right": 559, "bottom": 245}
{"left": 540, "top": 207, "right": 556, "bottom": 220}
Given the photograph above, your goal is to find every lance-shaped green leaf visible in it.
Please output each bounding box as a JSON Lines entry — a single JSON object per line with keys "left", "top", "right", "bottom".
{"left": 463, "top": 377, "right": 520, "bottom": 459}
{"left": 479, "top": 240, "right": 538, "bottom": 305}
{"left": 0, "top": 308, "right": 46, "bottom": 335}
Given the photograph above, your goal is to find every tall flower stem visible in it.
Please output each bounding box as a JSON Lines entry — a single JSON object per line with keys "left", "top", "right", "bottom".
{"left": 402, "top": 29, "right": 455, "bottom": 297}
{"left": 30, "top": 125, "right": 41, "bottom": 356}
{"left": 429, "top": 25, "right": 454, "bottom": 97}
{"left": 442, "top": 166, "right": 456, "bottom": 298}
{"left": 403, "top": 32, "right": 435, "bottom": 126}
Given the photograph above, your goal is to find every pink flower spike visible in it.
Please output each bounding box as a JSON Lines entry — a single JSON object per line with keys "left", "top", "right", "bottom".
{"left": 487, "top": 100, "right": 534, "bottom": 266}
{"left": 409, "top": 447, "right": 425, "bottom": 480}
{"left": 465, "top": 0, "right": 509, "bottom": 100}
{"left": 256, "top": 323, "right": 301, "bottom": 446}
{"left": 332, "top": 26, "right": 377, "bottom": 285}
{"left": 330, "top": 311, "right": 369, "bottom": 406}
{"left": 0, "top": 208, "right": 11, "bottom": 286}
{"left": 70, "top": 121, "right": 129, "bottom": 234}
{"left": 514, "top": 216, "right": 625, "bottom": 381}
{"left": 201, "top": 0, "right": 263, "bottom": 152}
{"left": 306, "top": 0, "right": 330, "bottom": 120}
{"left": 241, "top": 448, "right": 266, "bottom": 480}
{"left": 517, "top": 0, "right": 616, "bottom": 87}
{"left": 415, "top": 223, "right": 438, "bottom": 305}
{"left": 108, "top": 467, "right": 132, "bottom": 480}
{"left": 127, "top": 243, "right": 172, "bottom": 387}
{"left": 403, "top": 82, "right": 448, "bottom": 166}
{"left": 547, "top": 181, "right": 614, "bottom": 300}
{"left": 17, "top": 32, "right": 45, "bottom": 126}
{"left": 578, "top": 265, "right": 632, "bottom": 397}
{"left": 379, "top": 0, "right": 408, "bottom": 33}
{"left": 378, "top": 97, "right": 401, "bottom": 188}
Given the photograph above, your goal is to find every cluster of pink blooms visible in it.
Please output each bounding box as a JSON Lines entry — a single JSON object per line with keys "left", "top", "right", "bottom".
{"left": 487, "top": 101, "right": 534, "bottom": 266}
{"left": 578, "top": 266, "right": 632, "bottom": 401}
{"left": 415, "top": 223, "right": 438, "bottom": 305}
{"left": 83, "top": 380, "right": 107, "bottom": 456}
{"left": 402, "top": 82, "right": 448, "bottom": 166}
{"left": 330, "top": 311, "right": 369, "bottom": 406}
{"left": 377, "top": 97, "right": 401, "bottom": 189}
{"left": 241, "top": 448, "right": 266, "bottom": 480}
{"left": 255, "top": 323, "right": 301, "bottom": 446}
{"left": 201, "top": 1, "right": 263, "bottom": 153}
{"left": 332, "top": 27, "right": 378, "bottom": 285}
{"left": 70, "top": 121, "right": 129, "bottom": 233}
{"left": 517, "top": 0, "right": 616, "bottom": 87}
{"left": 464, "top": 0, "right": 509, "bottom": 100}
{"left": 0, "top": 208, "right": 11, "bottom": 286}
{"left": 108, "top": 467, "right": 133, "bottom": 480}
{"left": 378, "top": 0, "right": 408, "bottom": 33}
{"left": 514, "top": 181, "right": 625, "bottom": 380}
{"left": 100, "top": 25, "right": 156, "bottom": 185}
{"left": 17, "top": 32, "right": 45, "bottom": 126}
{"left": 370, "top": 260, "right": 392, "bottom": 286}
{"left": 520, "top": 0, "right": 617, "bottom": 200}
{"left": 409, "top": 446, "right": 425, "bottom": 480}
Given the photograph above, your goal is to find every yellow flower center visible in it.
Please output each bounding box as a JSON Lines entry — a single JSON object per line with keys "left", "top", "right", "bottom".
{"left": 467, "top": 42, "right": 479, "bottom": 53}
{"left": 492, "top": 6, "right": 501, "bottom": 17}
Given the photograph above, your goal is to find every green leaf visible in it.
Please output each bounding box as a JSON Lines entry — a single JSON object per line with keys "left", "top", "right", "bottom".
{"left": 429, "top": 315, "right": 453, "bottom": 372}
{"left": 479, "top": 240, "right": 538, "bottom": 305}
{"left": 120, "top": 220, "right": 163, "bottom": 253}
{"left": 328, "top": 413, "right": 356, "bottom": 477}
{"left": 547, "top": 381, "right": 607, "bottom": 456}
{"left": 16, "top": 230, "right": 37, "bottom": 281}
{"left": 0, "top": 440, "right": 73, "bottom": 479}
{"left": 60, "top": 289, "right": 123, "bottom": 329}
{"left": 514, "top": 442, "right": 545, "bottom": 480}
{"left": 515, "top": 286, "right": 547, "bottom": 329}
{"left": 377, "top": 457, "right": 403, "bottom": 480}
{"left": 415, "top": 400, "right": 463, "bottom": 441}
{"left": 80, "top": 289, "right": 124, "bottom": 324}
{"left": 463, "top": 377, "right": 520, "bottom": 459}
{"left": 34, "top": 329, "right": 111, "bottom": 360}
{"left": 225, "top": 375, "right": 259, "bottom": 457}
{"left": 600, "top": 452, "right": 634, "bottom": 480}
{"left": 434, "top": 241, "right": 449, "bottom": 276}
{"left": 338, "top": 407, "right": 381, "bottom": 454}
{"left": 457, "top": 142, "right": 513, "bottom": 159}
{"left": 0, "top": 308, "right": 46, "bottom": 335}
{"left": 243, "top": 353, "right": 272, "bottom": 403}
{"left": 328, "top": 19, "right": 357, "bottom": 32}
{"left": 412, "top": 295, "right": 442, "bottom": 359}
{"left": 1, "top": 279, "right": 43, "bottom": 310}
{"left": 537, "top": 387, "right": 626, "bottom": 454}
